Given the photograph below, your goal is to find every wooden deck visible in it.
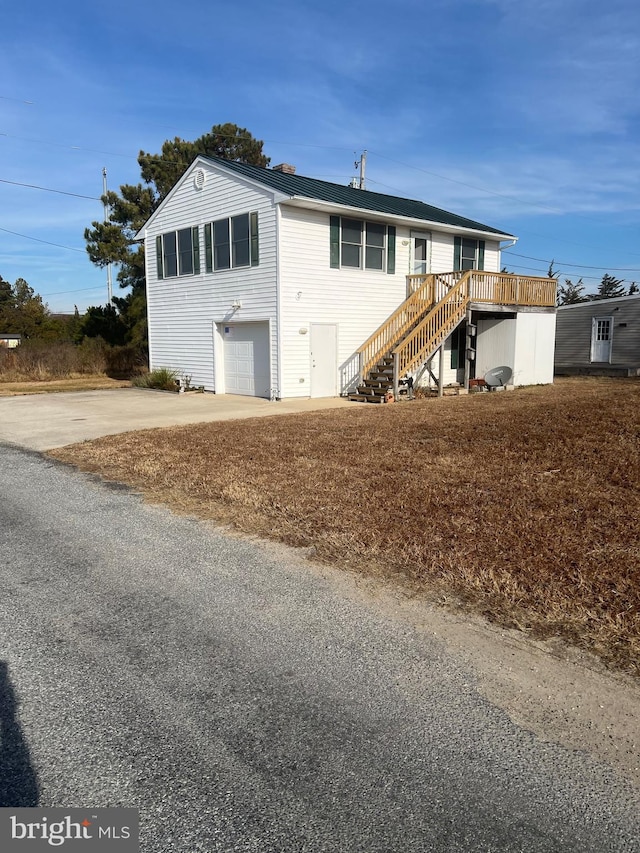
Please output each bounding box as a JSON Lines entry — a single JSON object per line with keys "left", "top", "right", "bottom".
{"left": 353, "top": 270, "right": 556, "bottom": 402}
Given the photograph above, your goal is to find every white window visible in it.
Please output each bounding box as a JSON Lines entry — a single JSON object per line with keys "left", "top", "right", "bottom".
{"left": 454, "top": 236, "right": 485, "bottom": 272}
{"left": 204, "top": 213, "right": 259, "bottom": 272}
{"left": 330, "top": 216, "right": 396, "bottom": 273}
{"left": 156, "top": 227, "right": 200, "bottom": 279}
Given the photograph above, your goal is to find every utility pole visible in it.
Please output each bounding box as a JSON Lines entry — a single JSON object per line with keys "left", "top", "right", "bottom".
{"left": 102, "top": 167, "right": 113, "bottom": 304}
{"left": 353, "top": 150, "right": 367, "bottom": 190}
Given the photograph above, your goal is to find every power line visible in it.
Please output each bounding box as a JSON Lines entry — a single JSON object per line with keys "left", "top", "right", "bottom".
{"left": 43, "top": 284, "right": 106, "bottom": 297}
{"left": 0, "top": 95, "right": 33, "bottom": 104}
{"left": 0, "top": 131, "right": 133, "bottom": 160}
{"left": 367, "top": 150, "right": 640, "bottom": 244}
{"left": 4, "top": 127, "right": 640, "bottom": 274}
{"left": 0, "top": 177, "right": 100, "bottom": 200}
{"left": 503, "top": 261, "right": 605, "bottom": 283}
{"left": 2, "top": 125, "right": 639, "bottom": 239}
{"left": 368, "top": 150, "right": 566, "bottom": 216}
{"left": 503, "top": 250, "right": 640, "bottom": 272}
{"left": 0, "top": 225, "right": 85, "bottom": 253}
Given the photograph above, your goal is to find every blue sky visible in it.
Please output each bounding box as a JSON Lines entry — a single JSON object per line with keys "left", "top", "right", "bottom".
{"left": 2, "top": 0, "right": 640, "bottom": 312}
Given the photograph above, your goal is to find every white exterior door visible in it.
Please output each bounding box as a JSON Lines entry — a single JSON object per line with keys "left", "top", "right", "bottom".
{"left": 590, "top": 317, "right": 613, "bottom": 363}
{"left": 411, "top": 231, "right": 431, "bottom": 275}
{"left": 310, "top": 323, "right": 338, "bottom": 398}
{"left": 223, "top": 322, "right": 270, "bottom": 397}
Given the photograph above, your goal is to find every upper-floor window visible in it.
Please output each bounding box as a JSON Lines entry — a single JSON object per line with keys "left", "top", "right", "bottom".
{"left": 330, "top": 216, "right": 396, "bottom": 274}
{"left": 156, "top": 227, "right": 200, "bottom": 279}
{"left": 454, "top": 236, "right": 485, "bottom": 271}
{"left": 204, "top": 212, "right": 259, "bottom": 272}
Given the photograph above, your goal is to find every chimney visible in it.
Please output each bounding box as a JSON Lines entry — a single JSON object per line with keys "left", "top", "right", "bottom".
{"left": 272, "top": 163, "right": 296, "bottom": 174}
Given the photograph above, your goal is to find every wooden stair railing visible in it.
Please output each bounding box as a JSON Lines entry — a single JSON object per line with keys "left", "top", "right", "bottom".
{"left": 356, "top": 271, "right": 467, "bottom": 384}
{"left": 351, "top": 269, "right": 556, "bottom": 403}
{"left": 392, "top": 271, "right": 472, "bottom": 398}
{"left": 356, "top": 274, "right": 437, "bottom": 383}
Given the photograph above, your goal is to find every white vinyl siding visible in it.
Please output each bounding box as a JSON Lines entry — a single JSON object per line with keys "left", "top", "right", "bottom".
{"left": 430, "top": 232, "right": 501, "bottom": 275}
{"left": 278, "top": 207, "right": 504, "bottom": 398}
{"left": 145, "top": 161, "right": 278, "bottom": 392}
{"left": 476, "top": 312, "right": 556, "bottom": 386}
{"left": 279, "top": 206, "right": 410, "bottom": 398}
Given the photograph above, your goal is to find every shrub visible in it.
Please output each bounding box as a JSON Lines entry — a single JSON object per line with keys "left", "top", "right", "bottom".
{"left": 105, "top": 344, "right": 148, "bottom": 379}
{"left": 132, "top": 367, "right": 180, "bottom": 392}
{"left": 0, "top": 338, "right": 150, "bottom": 382}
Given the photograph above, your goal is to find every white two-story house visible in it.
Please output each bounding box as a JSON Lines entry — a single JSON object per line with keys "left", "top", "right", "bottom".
{"left": 136, "top": 156, "right": 556, "bottom": 400}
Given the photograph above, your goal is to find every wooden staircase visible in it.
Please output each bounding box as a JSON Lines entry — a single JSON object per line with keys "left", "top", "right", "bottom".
{"left": 349, "top": 269, "right": 557, "bottom": 403}
{"left": 349, "top": 355, "right": 395, "bottom": 403}
{"left": 349, "top": 272, "right": 470, "bottom": 403}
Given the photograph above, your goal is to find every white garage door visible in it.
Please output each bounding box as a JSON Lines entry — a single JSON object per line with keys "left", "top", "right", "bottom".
{"left": 223, "top": 322, "right": 271, "bottom": 398}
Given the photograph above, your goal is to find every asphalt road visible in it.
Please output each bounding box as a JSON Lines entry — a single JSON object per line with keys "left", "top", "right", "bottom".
{"left": 1, "top": 444, "right": 639, "bottom": 852}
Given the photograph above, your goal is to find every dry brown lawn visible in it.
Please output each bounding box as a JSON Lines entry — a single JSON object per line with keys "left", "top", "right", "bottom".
{"left": 50, "top": 377, "right": 640, "bottom": 675}
{"left": 0, "top": 377, "right": 130, "bottom": 396}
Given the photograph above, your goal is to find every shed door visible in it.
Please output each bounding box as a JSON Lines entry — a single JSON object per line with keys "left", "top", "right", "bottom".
{"left": 590, "top": 317, "right": 613, "bottom": 363}
{"left": 223, "top": 322, "right": 270, "bottom": 397}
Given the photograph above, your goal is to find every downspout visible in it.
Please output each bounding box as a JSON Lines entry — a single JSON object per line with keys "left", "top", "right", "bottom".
{"left": 500, "top": 238, "right": 518, "bottom": 271}
{"left": 274, "top": 203, "right": 283, "bottom": 401}
{"left": 139, "top": 234, "right": 153, "bottom": 371}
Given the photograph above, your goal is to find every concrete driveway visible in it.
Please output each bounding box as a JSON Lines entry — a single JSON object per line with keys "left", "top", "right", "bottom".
{"left": 0, "top": 388, "right": 352, "bottom": 451}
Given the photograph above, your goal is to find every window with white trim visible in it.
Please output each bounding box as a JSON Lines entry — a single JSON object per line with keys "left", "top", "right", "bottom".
{"left": 204, "top": 212, "right": 259, "bottom": 272}
{"left": 156, "top": 227, "right": 200, "bottom": 279}
{"left": 330, "top": 216, "right": 396, "bottom": 273}
{"left": 454, "top": 236, "right": 485, "bottom": 272}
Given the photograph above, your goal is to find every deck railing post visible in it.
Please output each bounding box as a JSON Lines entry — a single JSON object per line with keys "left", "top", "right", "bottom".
{"left": 393, "top": 351, "right": 400, "bottom": 401}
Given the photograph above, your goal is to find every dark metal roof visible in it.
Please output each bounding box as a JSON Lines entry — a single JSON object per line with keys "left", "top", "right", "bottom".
{"left": 202, "top": 155, "right": 513, "bottom": 237}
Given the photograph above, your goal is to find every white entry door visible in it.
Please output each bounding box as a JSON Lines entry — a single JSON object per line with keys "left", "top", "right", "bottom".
{"left": 223, "top": 322, "right": 270, "bottom": 397}
{"left": 310, "top": 323, "right": 338, "bottom": 398}
{"left": 411, "top": 231, "right": 431, "bottom": 275}
{"left": 590, "top": 317, "right": 613, "bottom": 363}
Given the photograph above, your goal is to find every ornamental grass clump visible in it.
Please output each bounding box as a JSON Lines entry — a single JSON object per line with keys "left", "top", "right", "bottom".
{"left": 132, "top": 367, "right": 180, "bottom": 392}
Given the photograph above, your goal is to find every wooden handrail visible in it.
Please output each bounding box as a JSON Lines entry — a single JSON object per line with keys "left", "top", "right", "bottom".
{"left": 355, "top": 270, "right": 556, "bottom": 390}
{"left": 392, "top": 272, "right": 471, "bottom": 394}
{"left": 466, "top": 270, "right": 556, "bottom": 306}
{"left": 356, "top": 274, "right": 437, "bottom": 379}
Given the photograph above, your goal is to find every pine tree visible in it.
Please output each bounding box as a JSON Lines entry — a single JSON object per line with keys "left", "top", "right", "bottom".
{"left": 84, "top": 123, "right": 269, "bottom": 346}
{"left": 556, "top": 278, "right": 587, "bottom": 305}
{"left": 594, "top": 273, "right": 626, "bottom": 300}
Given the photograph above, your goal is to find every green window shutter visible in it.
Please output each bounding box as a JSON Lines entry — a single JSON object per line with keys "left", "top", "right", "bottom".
{"left": 330, "top": 216, "right": 340, "bottom": 268}
{"left": 204, "top": 223, "right": 212, "bottom": 273}
{"left": 192, "top": 226, "right": 200, "bottom": 274}
{"left": 387, "top": 225, "right": 396, "bottom": 274}
{"left": 477, "top": 240, "right": 485, "bottom": 271}
{"left": 250, "top": 211, "right": 259, "bottom": 266}
{"left": 453, "top": 236, "right": 462, "bottom": 272}
{"left": 156, "top": 235, "right": 164, "bottom": 279}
